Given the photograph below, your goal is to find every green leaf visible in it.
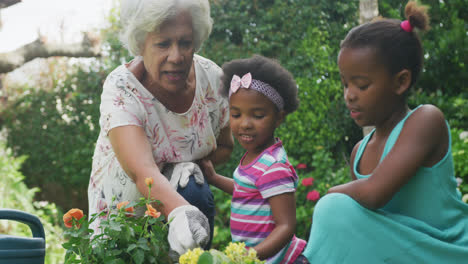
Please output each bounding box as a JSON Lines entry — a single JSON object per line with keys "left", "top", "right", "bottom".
{"left": 132, "top": 249, "right": 145, "bottom": 264}
{"left": 197, "top": 252, "right": 214, "bottom": 264}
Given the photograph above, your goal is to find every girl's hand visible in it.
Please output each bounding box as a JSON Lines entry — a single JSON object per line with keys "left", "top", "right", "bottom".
{"left": 198, "top": 159, "right": 234, "bottom": 194}
{"left": 198, "top": 159, "right": 216, "bottom": 184}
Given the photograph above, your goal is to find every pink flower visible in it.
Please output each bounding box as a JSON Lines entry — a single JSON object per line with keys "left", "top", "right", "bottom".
{"left": 296, "top": 163, "right": 307, "bottom": 170}
{"left": 301, "top": 177, "right": 314, "bottom": 187}
{"left": 306, "top": 190, "right": 320, "bottom": 201}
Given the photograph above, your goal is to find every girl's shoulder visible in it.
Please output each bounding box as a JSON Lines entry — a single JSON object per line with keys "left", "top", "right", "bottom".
{"left": 406, "top": 104, "right": 446, "bottom": 132}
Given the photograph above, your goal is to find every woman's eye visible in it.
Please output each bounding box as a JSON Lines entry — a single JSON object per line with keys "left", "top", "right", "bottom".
{"left": 180, "top": 40, "right": 192, "bottom": 47}
{"left": 155, "top": 42, "right": 169, "bottom": 48}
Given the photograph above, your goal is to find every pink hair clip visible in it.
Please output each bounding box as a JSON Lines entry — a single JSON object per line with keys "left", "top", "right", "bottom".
{"left": 400, "top": 20, "right": 413, "bottom": 32}
{"left": 228, "top": 72, "right": 285, "bottom": 110}
{"left": 230, "top": 72, "right": 252, "bottom": 94}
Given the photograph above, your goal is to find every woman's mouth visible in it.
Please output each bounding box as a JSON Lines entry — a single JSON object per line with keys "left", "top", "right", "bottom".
{"left": 165, "top": 71, "right": 184, "bottom": 81}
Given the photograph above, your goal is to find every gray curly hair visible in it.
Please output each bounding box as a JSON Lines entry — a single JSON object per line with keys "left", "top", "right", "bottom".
{"left": 119, "top": 0, "right": 213, "bottom": 56}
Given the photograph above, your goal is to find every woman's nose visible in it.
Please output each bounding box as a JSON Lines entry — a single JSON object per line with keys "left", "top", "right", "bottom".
{"left": 167, "top": 45, "right": 184, "bottom": 64}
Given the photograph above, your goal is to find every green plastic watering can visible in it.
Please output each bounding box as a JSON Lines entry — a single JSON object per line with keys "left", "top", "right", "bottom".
{"left": 0, "top": 209, "right": 45, "bottom": 264}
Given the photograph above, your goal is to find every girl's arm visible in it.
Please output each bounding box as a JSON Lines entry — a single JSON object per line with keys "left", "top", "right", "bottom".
{"left": 328, "top": 105, "right": 448, "bottom": 209}
{"left": 199, "top": 159, "right": 234, "bottom": 195}
{"left": 253, "top": 192, "right": 297, "bottom": 260}
{"left": 109, "top": 125, "right": 189, "bottom": 216}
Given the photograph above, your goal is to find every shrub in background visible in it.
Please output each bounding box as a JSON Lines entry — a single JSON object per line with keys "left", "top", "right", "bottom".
{"left": 0, "top": 142, "right": 65, "bottom": 264}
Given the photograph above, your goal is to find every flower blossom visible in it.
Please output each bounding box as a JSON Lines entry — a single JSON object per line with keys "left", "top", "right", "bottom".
{"left": 296, "top": 163, "right": 307, "bottom": 170}
{"left": 63, "top": 208, "right": 84, "bottom": 228}
{"left": 145, "top": 177, "right": 154, "bottom": 187}
{"left": 301, "top": 177, "right": 314, "bottom": 187}
{"left": 179, "top": 248, "right": 204, "bottom": 264}
{"left": 145, "top": 204, "right": 161, "bottom": 218}
{"left": 306, "top": 190, "right": 320, "bottom": 201}
{"left": 117, "top": 201, "right": 134, "bottom": 216}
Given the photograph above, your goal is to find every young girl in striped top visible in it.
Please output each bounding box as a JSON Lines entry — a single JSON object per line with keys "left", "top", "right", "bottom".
{"left": 200, "top": 55, "right": 308, "bottom": 264}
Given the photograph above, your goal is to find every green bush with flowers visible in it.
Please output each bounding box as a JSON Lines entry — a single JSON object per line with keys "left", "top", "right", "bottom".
{"left": 62, "top": 178, "right": 171, "bottom": 264}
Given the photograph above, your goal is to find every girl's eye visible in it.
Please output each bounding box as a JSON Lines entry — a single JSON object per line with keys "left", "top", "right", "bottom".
{"left": 254, "top": 114, "right": 265, "bottom": 119}
{"left": 359, "top": 84, "right": 369, "bottom": 90}
{"left": 231, "top": 113, "right": 240, "bottom": 118}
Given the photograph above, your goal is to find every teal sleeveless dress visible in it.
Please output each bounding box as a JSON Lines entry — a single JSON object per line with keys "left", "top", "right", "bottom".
{"left": 303, "top": 106, "right": 468, "bottom": 263}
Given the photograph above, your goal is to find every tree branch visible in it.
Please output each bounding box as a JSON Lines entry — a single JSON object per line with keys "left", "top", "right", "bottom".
{"left": 0, "top": 33, "right": 101, "bottom": 73}
{"left": 0, "top": 0, "right": 21, "bottom": 9}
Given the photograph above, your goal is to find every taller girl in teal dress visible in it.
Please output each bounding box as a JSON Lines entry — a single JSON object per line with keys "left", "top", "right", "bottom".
{"left": 303, "top": 1, "right": 468, "bottom": 263}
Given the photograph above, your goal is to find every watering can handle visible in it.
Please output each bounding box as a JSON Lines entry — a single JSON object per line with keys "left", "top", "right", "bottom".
{"left": 0, "top": 209, "right": 45, "bottom": 240}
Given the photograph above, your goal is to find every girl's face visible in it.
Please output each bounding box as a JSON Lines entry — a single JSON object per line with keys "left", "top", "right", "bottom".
{"left": 141, "top": 11, "right": 194, "bottom": 94}
{"left": 338, "top": 47, "right": 401, "bottom": 128}
{"left": 229, "top": 88, "right": 284, "bottom": 158}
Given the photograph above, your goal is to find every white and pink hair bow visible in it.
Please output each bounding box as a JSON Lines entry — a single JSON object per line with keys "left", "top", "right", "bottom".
{"left": 230, "top": 73, "right": 252, "bottom": 93}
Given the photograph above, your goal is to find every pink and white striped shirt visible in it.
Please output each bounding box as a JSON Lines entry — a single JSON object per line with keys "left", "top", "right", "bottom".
{"left": 230, "top": 139, "right": 306, "bottom": 264}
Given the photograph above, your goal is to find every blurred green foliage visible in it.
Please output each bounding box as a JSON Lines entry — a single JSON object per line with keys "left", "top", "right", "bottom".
{"left": 0, "top": 143, "right": 65, "bottom": 264}
{"left": 0, "top": 0, "right": 466, "bottom": 250}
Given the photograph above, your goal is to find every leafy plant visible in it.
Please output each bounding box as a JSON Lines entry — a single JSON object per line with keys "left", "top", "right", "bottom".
{"left": 62, "top": 178, "right": 171, "bottom": 264}
{"left": 0, "top": 142, "right": 66, "bottom": 264}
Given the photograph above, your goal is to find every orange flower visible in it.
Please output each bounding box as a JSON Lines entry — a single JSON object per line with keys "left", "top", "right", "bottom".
{"left": 117, "top": 201, "right": 134, "bottom": 214}
{"left": 63, "top": 208, "right": 84, "bottom": 228}
{"left": 145, "top": 177, "right": 154, "bottom": 187}
{"left": 145, "top": 204, "right": 161, "bottom": 218}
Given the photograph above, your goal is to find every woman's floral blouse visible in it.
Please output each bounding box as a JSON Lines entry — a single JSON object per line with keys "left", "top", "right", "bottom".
{"left": 88, "top": 55, "right": 229, "bottom": 231}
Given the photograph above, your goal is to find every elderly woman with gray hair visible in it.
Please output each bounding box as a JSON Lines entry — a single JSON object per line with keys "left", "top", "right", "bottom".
{"left": 87, "top": 0, "right": 233, "bottom": 258}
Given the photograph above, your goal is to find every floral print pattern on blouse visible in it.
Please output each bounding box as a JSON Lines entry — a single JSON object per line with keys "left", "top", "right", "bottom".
{"left": 88, "top": 55, "right": 229, "bottom": 232}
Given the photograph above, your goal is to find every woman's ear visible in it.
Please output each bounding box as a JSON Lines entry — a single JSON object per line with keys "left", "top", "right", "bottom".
{"left": 394, "top": 69, "right": 412, "bottom": 95}
{"left": 275, "top": 110, "right": 286, "bottom": 128}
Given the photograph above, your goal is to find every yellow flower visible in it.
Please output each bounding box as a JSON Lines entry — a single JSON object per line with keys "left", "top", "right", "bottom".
{"left": 224, "top": 242, "right": 247, "bottom": 262}
{"left": 179, "top": 248, "right": 204, "bottom": 264}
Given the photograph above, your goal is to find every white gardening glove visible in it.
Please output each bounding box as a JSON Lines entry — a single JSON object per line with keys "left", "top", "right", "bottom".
{"left": 167, "top": 205, "right": 210, "bottom": 260}
{"left": 168, "top": 162, "right": 205, "bottom": 189}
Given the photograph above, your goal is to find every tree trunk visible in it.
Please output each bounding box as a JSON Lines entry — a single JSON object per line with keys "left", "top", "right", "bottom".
{"left": 359, "top": 0, "right": 379, "bottom": 24}
{"left": 360, "top": 0, "right": 379, "bottom": 136}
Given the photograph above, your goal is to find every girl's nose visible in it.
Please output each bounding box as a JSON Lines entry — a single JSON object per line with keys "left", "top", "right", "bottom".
{"left": 240, "top": 117, "right": 253, "bottom": 129}
{"left": 344, "top": 87, "right": 357, "bottom": 102}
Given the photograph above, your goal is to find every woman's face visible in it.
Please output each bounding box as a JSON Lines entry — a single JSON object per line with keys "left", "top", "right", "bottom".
{"left": 141, "top": 11, "right": 194, "bottom": 93}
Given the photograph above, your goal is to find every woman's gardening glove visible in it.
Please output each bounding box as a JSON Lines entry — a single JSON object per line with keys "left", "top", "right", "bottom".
{"left": 167, "top": 205, "right": 210, "bottom": 260}
{"left": 163, "top": 162, "right": 205, "bottom": 189}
